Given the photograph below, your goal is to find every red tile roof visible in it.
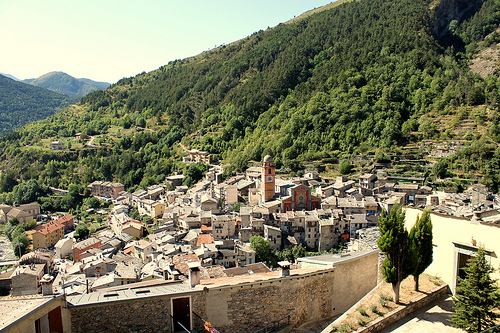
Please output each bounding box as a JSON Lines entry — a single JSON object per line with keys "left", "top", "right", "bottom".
{"left": 35, "top": 221, "right": 64, "bottom": 235}
{"left": 201, "top": 225, "right": 212, "bottom": 233}
{"left": 196, "top": 234, "right": 214, "bottom": 247}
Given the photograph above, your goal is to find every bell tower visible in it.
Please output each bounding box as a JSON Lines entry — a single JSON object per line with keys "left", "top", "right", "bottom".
{"left": 262, "top": 155, "right": 275, "bottom": 202}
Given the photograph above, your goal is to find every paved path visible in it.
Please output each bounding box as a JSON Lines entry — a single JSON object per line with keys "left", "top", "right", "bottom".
{"left": 379, "top": 295, "right": 463, "bottom": 332}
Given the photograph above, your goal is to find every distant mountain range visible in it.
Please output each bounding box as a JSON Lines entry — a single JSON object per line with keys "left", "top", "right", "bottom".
{"left": 0, "top": 73, "right": 18, "bottom": 81}
{"left": 23, "top": 72, "right": 110, "bottom": 98}
{"left": 0, "top": 74, "right": 72, "bottom": 137}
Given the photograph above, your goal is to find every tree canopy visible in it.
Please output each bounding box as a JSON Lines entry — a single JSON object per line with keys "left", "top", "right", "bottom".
{"left": 451, "top": 247, "right": 500, "bottom": 332}
{"left": 377, "top": 205, "right": 411, "bottom": 304}
{"left": 0, "top": 0, "right": 500, "bottom": 196}
{"left": 408, "top": 209, "right": 433, "bottom": 291}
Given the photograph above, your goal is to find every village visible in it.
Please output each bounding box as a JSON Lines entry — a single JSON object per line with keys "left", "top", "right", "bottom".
{"left": 1, "top": 149, "right": 500, "bottom": 332}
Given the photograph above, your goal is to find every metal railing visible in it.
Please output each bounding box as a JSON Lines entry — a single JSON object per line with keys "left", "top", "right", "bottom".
{"left": 169, "top": 314, "right": 191, "bottom": 333}
{"left": 481, "top": 324, "right": 500, "bottom": 333}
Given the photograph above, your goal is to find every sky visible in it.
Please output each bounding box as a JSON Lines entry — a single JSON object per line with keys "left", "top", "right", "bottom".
{"left": 0, "top": 1, "right": 335, "bottom": 84}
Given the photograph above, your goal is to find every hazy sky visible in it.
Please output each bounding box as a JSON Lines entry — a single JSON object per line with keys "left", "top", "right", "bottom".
{"left": 0, "top": 1, "right": 334, "bottom": 83}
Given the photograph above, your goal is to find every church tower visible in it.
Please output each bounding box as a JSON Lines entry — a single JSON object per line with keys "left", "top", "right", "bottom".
{"left": 262, "top": 155, "right": 275, "bottom": 202}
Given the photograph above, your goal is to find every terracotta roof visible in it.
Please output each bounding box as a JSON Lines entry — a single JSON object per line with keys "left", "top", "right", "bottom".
{"left": 123, "top": 220, "right": 144, "bottom": 230}
{"left": 201, "top": 225, "right": 212, "bottom": 233}
{"left": 196, "top": 234, "right": 214, "bottom": 247}
{"left": 135, "top": 240, "right": 151, "bottom": 249}
{"left": 35, "top": 221, "right": 63, "bottom": 235}
{"left": 168, "top": 252, "right": 200, "bottom": 276}
{"left": 54, "top": 215, "right": 73, "bottom": 224}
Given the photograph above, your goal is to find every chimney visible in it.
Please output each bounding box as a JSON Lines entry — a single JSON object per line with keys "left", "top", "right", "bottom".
{"left": 278, "top": 261, "right": 291, "bottom": 277}
{"left": 188, "top": 262, "right": 201, "bottom": 287}
{"left": 40, "top": 274, "right": 54, "bottom": 296}
{"left": 164, "top": 263, "right": 180, "bottom": 281}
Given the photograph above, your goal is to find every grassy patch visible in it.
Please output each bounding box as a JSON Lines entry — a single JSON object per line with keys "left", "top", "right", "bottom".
{"left": 357, "top": 308, "right": 369, "bottom": 317}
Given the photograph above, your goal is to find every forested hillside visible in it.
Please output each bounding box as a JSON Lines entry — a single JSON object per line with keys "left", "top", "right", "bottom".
{"left": 24, "top": 72, "right": 110, "bottom": 98}
{"left": 0, "top": 75, "right": 71, "bottom": 137}
{"left": 2, "top": 0, "right": 500, "bottom": 206}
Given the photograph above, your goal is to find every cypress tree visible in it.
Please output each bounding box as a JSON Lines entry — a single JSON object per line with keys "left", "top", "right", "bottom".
{"left": 451, "top": 247, "right": 500, "bottom": 332}
{"left": 408, "top": 209, "right": 433, "bottom": 291}
{"left": 377, "top": 204, "right": 410, "bottom": 304}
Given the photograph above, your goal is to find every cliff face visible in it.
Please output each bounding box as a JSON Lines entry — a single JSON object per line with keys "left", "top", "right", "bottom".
{"left": 431, "top": 0, "right": 483, "bottom": 37}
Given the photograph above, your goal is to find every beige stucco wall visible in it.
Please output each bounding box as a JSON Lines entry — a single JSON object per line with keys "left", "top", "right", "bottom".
{"left": 405, "top": 207, "right": 500, "bottom": 293}
{"left": 332, "top": 251, "right": 380, "bottom": 313}
{"left": 4, "top": 298, "right": 71, "bottom": 333}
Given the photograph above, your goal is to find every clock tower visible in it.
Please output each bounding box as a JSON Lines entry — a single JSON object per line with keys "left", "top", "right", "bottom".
{"left": 262, "top": 155, "right": 275, "bottom": 202}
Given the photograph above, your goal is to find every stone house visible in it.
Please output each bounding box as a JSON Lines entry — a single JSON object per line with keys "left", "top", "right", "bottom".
{"left": 11, "top": 264, "right": 45, "bottom": 296}
{"left": 19, "top": 250, "right": 55, "bottom": 275}
{"left": 211, "top": 214, "right": 236, "bottom": 240}
{"left": 87, "top": 181, "right": 125, "bottom": 199}
{"left": 337, "top": 197, "right": 365, "bottom": 215}
{"left": 0, "top": 205, "right": 33, "bottom": 225}
{"left": 83, "top": 257, "right": 117, "bottom": 278}
{"left": 318, "top": 218, "right": 336, "bottom": 252}
{"left": 358, "top": 173, "right": 377, "bottom": 189}
{"left": 234, "top": 242, "right": 256, "bottom": 266}
{"left": 304, "top": 213, "right": 319, "bottom": 249}
{"left": 332, "top": 177, "right": 356, "bottom": 198}
{"left": 363, "top": 197, "right": 379, "bottom": 215}
{"left": 20, "top": 202, "right": 40, "bottom": 215}
{"left": 50, "top": 140, "right": 65, "bottom": 150}
{"left": 165, "top": 174, "right": 185, "bottom": 188}
{"left": 133, "top": 240, "right": 153, "bottom": 263}
{"left": 215, "top": 249, "right": 239, "bottom": 268}
{"left": 137, "top": 199, "right": 165, "bottom": 218}
{"left": 178, "top": 211, "right": 201, "bottom": 230}
{"left": 73, "top": 237, "right": 102, "bottom": 262}
{"left": 185, "top": 149, "right": 211, "bottom": 164}
{"left": 264, "top": 224, "right": 282, "bottom": 251}
{"left": 200, "top": 195, "right": 218, "bottom": 212}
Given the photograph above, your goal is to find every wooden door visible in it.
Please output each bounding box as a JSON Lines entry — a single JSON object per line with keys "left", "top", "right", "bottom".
{"left": 172, "top": 297, "right": 190, "bottom": 332}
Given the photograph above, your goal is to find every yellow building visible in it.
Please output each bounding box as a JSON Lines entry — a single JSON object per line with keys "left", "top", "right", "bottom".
{"left": 405, "top": 207, "right": 500, "bottom": 293}
{"left": 32, "top": 222, "right": 64, "bottom": 249}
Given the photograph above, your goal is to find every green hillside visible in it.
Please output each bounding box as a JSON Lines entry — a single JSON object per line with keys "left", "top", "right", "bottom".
{"left": 2, "top": 0, "right": 500, "bottom": 205}
{"left": 0, "top": 75, "right": 71, "bottom": 137}
{"left": 24, "top": 72, "right": 110, "bottom": 98}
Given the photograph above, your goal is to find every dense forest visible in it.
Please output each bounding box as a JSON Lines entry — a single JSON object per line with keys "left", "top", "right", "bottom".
{"left": 0, "top": 75, "right": 72, "bottom": 137}
{"left": 2, "top": 0, "right": 500, "bottom": 207}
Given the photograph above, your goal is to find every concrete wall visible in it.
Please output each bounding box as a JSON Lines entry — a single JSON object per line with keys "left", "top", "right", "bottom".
{"left": 69, "top": 251, "right": 379, "bottom": 333}
{"left": 405, "top": 208, "right": 500, "bottom": 293}
{"left": 4, "top": 298, "right": 71, "bottom": 333}
{"left": 11, "top": 274, "right": 39, "bottom": 296}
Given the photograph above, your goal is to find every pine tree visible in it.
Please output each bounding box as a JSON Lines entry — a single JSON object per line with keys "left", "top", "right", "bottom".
{"left": 451, "top": 247, "right": 500, "bottom": 332}
{"left": 377, "top": 204, "right": 411, "bottom": 304}
{"left": 408, "top": 209, "right": 433, "bottom": 291}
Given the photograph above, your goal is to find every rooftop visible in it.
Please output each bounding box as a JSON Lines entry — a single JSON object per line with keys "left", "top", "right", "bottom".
{"left": 0, "top": 295, "right": 64, "bottom": 331}
{"left": 67, "top": 281, "right": 193, "bottom": 307}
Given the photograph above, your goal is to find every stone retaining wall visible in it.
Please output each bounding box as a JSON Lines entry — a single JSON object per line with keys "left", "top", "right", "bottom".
{"left": 69, "top": 251, "right": 379, "bottom": 333}
{"left": 356, "top": 283, "right": 449, "bottom": 333}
